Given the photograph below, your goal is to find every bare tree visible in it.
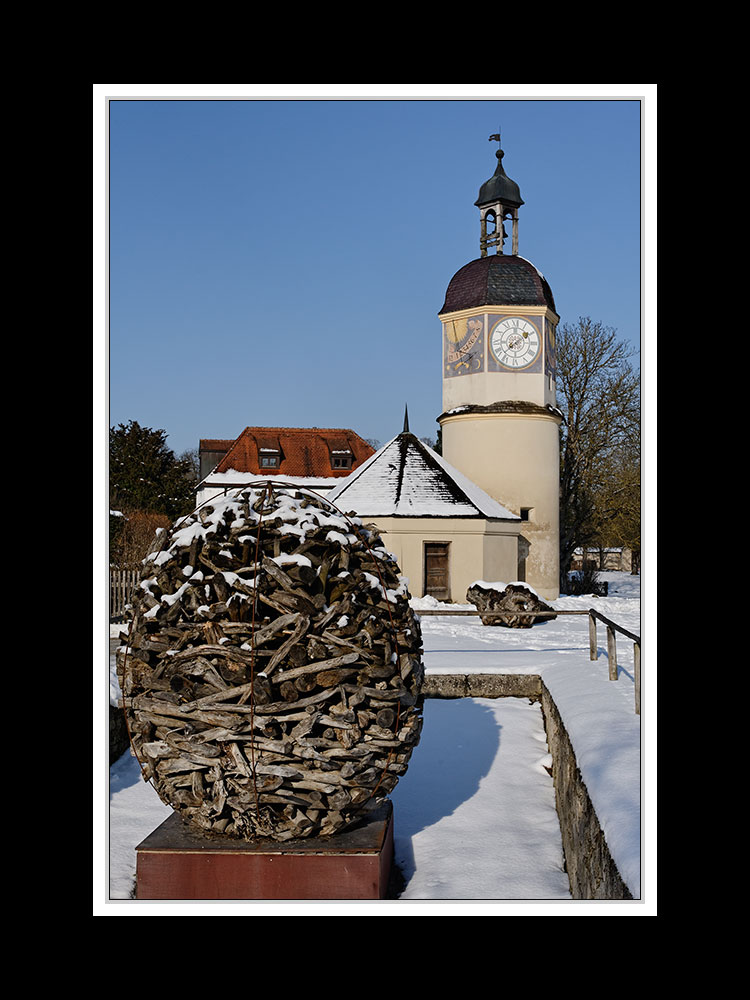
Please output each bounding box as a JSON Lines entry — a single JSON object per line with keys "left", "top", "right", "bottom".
{"left": 556, "top": 317, "right": 640, "bottom": 589}
{"left": 110, "top": 508, "right": 172, "bottom": 568}
{"left": 593, "top": 425, "right": 641, "bottom": 573}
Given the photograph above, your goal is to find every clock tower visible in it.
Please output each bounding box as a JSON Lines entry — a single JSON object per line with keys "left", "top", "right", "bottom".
{"left": 438, "top": 135, "right": 562, "bottom": 600}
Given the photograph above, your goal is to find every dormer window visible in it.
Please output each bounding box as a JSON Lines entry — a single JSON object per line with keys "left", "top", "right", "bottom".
{"left": 257, "top": 434, "right": 281, "bottom": 470}
{"left": 328, "top": 437, "right": 354, "bottom": 471}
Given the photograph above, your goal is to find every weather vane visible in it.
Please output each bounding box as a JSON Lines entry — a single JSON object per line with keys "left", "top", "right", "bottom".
{"left": 489, "top": 132, "right": 501, "bottom": 144}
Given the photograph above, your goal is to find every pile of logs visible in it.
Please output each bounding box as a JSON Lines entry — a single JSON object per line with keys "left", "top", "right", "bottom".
{"left": 117, "top": 485, "right": 424, "bottom": 843}
{"left": 466, "top": 581, "right": 557, "bottom": 628}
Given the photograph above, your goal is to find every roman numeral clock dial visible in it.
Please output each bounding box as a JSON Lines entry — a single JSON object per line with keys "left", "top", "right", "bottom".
{"left": 489, "top": 317, "right": 541, "bottom": 369}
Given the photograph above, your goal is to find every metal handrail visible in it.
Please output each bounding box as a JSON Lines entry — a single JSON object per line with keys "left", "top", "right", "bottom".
{"left": 588, "top": 609, "right": 640, "bottom": 645}
{"left": 415, "top": 606, "right": 641, "bottom": 714}
{"left": 416, "top": 609, "right": 589, "bottom": 616}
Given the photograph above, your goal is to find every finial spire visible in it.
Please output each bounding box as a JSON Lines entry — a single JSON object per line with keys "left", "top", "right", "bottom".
{"left": 403, "top": 404, "right": 410, "bottom": 434}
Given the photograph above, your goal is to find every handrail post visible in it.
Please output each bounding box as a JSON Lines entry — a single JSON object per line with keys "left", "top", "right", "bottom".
{"left": 634, "top": 642, "right": 641, "bottom": 715}
{"left": 607, "top": 625, "right": 618, "bottom": 680}
{"left": 589, "top": 611, "right": 598, "bottom": 660}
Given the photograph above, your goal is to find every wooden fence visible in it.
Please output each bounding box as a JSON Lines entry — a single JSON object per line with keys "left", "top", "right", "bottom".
{"left": 417, "top": 608, "right": 641, "bottom": 714}
{"left": 110, "top": 568, "right": 139, "bottom": 619}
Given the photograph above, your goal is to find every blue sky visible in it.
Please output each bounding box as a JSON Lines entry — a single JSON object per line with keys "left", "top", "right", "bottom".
{"left": 103, "top": 87, "right": 649, "bottom": 459}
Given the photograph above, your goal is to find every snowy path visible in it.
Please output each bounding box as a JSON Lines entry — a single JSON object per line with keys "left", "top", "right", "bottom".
{"left": 390, "top": 697, "right": 569, "bottom": 900}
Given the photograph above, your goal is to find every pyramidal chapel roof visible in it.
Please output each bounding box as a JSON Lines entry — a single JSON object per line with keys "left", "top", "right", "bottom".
{"left": 327, "top": 432, "right": 518, "bottom": 520}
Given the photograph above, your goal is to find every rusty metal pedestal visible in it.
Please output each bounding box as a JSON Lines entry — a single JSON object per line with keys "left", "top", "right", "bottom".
{"left": 135, "top": 800, "right": 394, "bottom": 900}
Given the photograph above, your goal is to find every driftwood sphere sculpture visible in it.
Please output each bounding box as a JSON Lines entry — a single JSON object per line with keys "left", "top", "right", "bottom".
{"left": 117, "top": 485, "right": 424, "bottom": 842}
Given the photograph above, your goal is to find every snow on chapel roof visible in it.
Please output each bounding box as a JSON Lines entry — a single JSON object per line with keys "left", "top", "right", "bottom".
{"left": 326, "top": 432, "right": 519, "bottom": 520}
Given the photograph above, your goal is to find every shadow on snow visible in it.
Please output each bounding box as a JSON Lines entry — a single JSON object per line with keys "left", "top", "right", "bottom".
{"left": 389, "top": 699, "right": 501, "bottom": 885}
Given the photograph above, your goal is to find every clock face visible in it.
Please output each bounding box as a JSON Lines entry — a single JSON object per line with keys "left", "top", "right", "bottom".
{"left": 489, "top": 317, "right": 541, "bottom": 369}
{"left": 443, "top": 315, "right": 485, "bottom": 377}
{"left": 545, "top": 319, "right": 557, "bottom": 377}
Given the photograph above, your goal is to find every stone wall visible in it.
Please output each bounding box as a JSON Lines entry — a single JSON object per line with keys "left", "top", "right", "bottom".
{"left": 539, "top": 682, "right": 632, "bottom": 899}
{"left": 423, "top": 673, "right": 542, "bottom": 700}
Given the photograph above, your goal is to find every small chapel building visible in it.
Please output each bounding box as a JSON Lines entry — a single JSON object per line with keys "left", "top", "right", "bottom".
{"left": 326, "top": 422, "right": 522, "bottom": 603}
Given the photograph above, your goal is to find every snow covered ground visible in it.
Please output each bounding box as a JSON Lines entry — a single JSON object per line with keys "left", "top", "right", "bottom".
{"left": 389, "top": 696, "right": 570, "bottom": 901}
{"left": 99, "top": 571, "right": 650, "bottom": 915}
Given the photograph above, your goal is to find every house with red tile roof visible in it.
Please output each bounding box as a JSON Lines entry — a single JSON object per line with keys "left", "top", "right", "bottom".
{"left": 196, "top": 426, "right": 376, "bottom": 506}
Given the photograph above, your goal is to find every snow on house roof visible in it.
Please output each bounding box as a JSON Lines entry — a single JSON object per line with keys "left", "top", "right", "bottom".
{"left": 326, "top": 432, "right": 519, "bottom": 520}
{"left": 198, "top": 470, "right": 341, "bottom": 492}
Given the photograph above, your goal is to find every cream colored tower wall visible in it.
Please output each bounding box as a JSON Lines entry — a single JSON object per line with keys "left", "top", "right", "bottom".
{"left": 369, "top": 516, "right": 520, "bottom": 604}
{"left": 440, "top": 413, "right": 560, "bottom": 600}
{"left": 444, "top": 369, "right": 548, "bottom": 409}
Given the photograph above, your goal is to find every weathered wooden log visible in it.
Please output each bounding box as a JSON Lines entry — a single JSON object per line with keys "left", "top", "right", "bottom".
{"left": 117, "top": 484, "right": 424, "bottom": 843}
{"left": 466, "top": 581, "right": 557, "bottom": 628}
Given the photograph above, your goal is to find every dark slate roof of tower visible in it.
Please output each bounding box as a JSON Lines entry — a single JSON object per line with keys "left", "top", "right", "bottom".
{"left": 439, "top": 255, "right": 556, "bottom": 315}
{"left": 475, "top": 148, "right": 524, "bottom": 209}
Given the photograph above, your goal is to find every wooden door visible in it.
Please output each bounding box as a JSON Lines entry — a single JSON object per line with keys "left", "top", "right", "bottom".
{"left": 424, "top": 542, "right": 450, "bottom": 602}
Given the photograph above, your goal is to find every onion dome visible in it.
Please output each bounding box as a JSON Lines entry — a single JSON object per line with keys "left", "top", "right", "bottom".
{"left": 475, "top": 147, "right": 524, "bottom": 210}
